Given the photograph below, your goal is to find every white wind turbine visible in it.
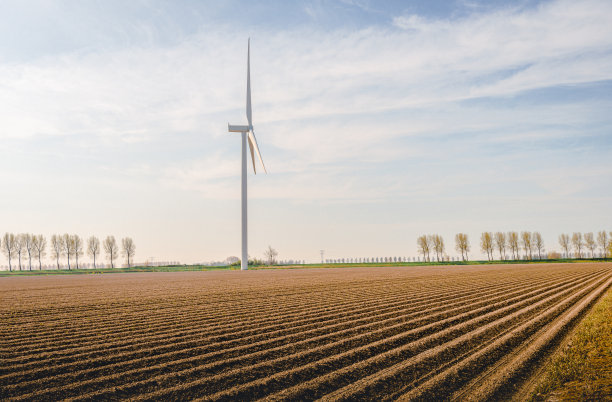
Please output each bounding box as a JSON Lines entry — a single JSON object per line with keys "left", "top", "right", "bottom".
{"left": 228, "top": 39, "right": 267, "bottom": 271}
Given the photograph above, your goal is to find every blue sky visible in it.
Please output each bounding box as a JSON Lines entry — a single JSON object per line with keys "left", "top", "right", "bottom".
{"left": 0, "top": 0, "right": 611, "bottom": 264}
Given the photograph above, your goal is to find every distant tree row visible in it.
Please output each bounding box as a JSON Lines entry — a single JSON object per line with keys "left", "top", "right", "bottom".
{"left": 417, "top": 234, "right": 446, "bottom": 262}
{"left": 1, "top": 233, "right": 136, "bottom": 271}
{"left": 416, "top": 231, "right": 611, "bottom": 262}
{"left": 477, "top": 231, "right": 545, "bottom": 261}
{"left": 325, "top": 257, "right": 409, "bottom": 264}
{"left": 558, "top": 232, "right": 611, "bottom": 259}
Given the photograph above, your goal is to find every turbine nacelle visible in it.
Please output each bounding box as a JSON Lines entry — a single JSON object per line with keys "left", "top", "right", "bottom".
{"left": 228, "top": 124, "right": 250, "bottom": 132}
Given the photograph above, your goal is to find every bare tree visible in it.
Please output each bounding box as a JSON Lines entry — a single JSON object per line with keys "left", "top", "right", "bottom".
{"left": 15, "top": 234, "right": 25, "bottom": 270}
{"left": 226, "top": 256, "right": 240, "bottom": 265}
{"left": 417, "top": 235, "right": 431, "bottom": 262}
{"left": 50, "top": 234, "right": 64, "bottom": 269}
{"left": 480, "top": 232, "right": 494, "bottom": 261}
{"left": 427, "top": 235, "right": 437, "bottom": 261}
{"left": 597, "top": 231, "right": 609, "bottom": 258}
{"left": 31, "top": 235, "right": 46, "bottom": 270}
{"left": 584, "top": 232, "right": 596, "bottom": 258}
{"left": 533, "top": 232, "right": 544, "bottom": 259}
{"left": 72, "top": 235, "right": 84, "bottom": 269}
{"left": 103, "top": 236, "right": 119, "bottom": 268}
{"left": 507, "top": 231, "right": 519, "bottom": 260}
{"left": 121, "top": 237, "right": 136, "bottom": 267}
{"left": 520, "top": 231, "right": 532, "bottom": 260}
{"left": 571, "top": 232, "right": 583, "bottom": 258}
{"left": 22, "top": 234, "right": 35, "bottom": 271}
{"left": 87, "top": 236, "right": 100, "bottom": 268}
{"left": 558, "top": 234, "right": 571, "bottom": 258}
{"left": 432, "top": 234, "right": 445, "bottom": 262}
{"left": 494, "top": 232, "right": 506, "bottom": 260}
{"left": 264, "top": 245, "right": 278, "bottom": 265}
{"left": 455, "top": 233, "right": 470, "bottom": 261}
{"left": 61, "top": 233, "right": 73, "bottom": 270}
{"left": 2, "top": 233, "right": 17, "bottom": 271}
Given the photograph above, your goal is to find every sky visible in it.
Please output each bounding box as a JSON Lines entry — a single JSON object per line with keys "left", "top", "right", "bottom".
{"left": 0, "top": 0, "right": 611, "bottom": 265}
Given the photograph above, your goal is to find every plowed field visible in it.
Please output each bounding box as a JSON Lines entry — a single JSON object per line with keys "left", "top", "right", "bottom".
{"left": 1, "top": 263, "right": 610, "bottom": 401}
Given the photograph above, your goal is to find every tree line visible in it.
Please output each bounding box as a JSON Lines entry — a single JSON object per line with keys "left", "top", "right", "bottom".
{"left": 1, "top": 233, "right": 136, "bottom": 271}
{"left": 417, "top": 231, "right": 611, "bottom": 262}
{"left": 325, "top": 257, "right": 408, "bottom": 264}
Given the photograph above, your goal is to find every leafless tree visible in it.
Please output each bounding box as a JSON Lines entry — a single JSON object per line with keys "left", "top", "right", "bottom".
{"left": 571, "top": 232, "right": 583, "bottom": 258}
{"left": 87, "top": 236, "right": 100, "bottom": 268}
{"left": 520, "top": 231, "right": 532, "bottom": 260}
{"left": 2, "top": 233, "right": 17, "bottom": 271}
{"left": 533, "top": 232, "right": 544, "bottom": 259}
{"left": 453, "top": 244, "right": 461, "bottom": 262}
{"left": 226, "top": 256, "right": 240, "bottom": 265}
{"left": 427, "top": 235, "right": 437, "bottom": 262}
{"left": 494, "top": 232, "right": 506, "bottom": 260}
{"left": 597, "top": 231, "right": 609, "bottom": 258}
{"left": 432, "top": 234, "right": 445, "bottom": 262}
{"left": 558, "top": 234, "right": 570, "bottom": 258}
{"left": 584, "top": 232, "right": 596, "bottom": 258}
{"left": 61, "top": 233, "right": 73, "bottom": 270}
{"left": 480, "top": 232, "right": 494, "bottom": 261}
{"left": 455, "top": 233, "right": 470, "bottom": 261}
{"left": 22, "top": 234, "right": 35, "bottom": 271}
{"left": 31, "top": 235, "right": 46, "bottom": 270}
{"left": 72, "top": 235, "right": 84, "bottom": 269}
{"left": 264, "top": 245, "right": 278, "bottom": 265}
{"left": 103, "top": 236, "right": 119, "bottom": 268}
{"left": 417, "top": 235, "right": 431, "bottom": 262}
{"left": 507, "top": 231, "right": 519, "bottom": 260}
{"left": 15, "top": 234, "right": 25, "bottom": 270}
{"left": 121, "top": 237, "right": 136, "bottom": 267}
{"left": 50, "top": 234, "right": 64, "bottom": 269}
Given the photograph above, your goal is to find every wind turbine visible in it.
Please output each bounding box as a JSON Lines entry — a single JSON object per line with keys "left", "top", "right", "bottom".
{"left": 228, "top": 39, "right": 267, "bottom": 271}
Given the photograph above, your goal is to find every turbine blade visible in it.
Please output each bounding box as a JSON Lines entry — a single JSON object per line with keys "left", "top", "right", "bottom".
{"left": 248, "top": 129, "right": 267, "bottom": 174}
{"left": 248, "top": 135, "right": 257, "bottom": 174}
{"left": 246, "top": 38, "right": 252, "bottom": 127}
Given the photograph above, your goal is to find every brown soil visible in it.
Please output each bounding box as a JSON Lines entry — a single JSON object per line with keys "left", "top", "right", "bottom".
{"left": 1, "top": 263, "right": 610, "bottom": 401}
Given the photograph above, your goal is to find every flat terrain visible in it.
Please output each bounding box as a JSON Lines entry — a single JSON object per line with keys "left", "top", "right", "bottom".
{"left": 1, "top": 263, "right": 610, "bottom": 400}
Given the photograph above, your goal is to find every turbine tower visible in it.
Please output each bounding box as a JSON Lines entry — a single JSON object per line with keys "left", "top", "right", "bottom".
{"left": 228, "top": 39, "right": 267, "bottom": 271}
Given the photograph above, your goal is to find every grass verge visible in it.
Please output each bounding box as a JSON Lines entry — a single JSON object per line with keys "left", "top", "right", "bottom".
{"left": 0, "top": 265, "right": 239, "bottom": 276}
{"left": 529, "top": 286, "right": 612, "bottom": 401}
{"left": 0, "top": 259, "right": 609, "bottom": 276}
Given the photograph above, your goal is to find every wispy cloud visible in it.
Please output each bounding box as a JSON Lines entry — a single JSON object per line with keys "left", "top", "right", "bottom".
{"left": 2, "top": 0, "right": 610, "bottom": 202}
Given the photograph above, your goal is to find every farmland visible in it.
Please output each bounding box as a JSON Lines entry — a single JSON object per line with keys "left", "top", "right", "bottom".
{"left": 1, "top": 263, "right": 611, "bottom": 400}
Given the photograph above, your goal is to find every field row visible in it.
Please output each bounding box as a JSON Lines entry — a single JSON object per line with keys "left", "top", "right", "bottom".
{"left": 1, "top": 263, "right": 610, "bottom": 400}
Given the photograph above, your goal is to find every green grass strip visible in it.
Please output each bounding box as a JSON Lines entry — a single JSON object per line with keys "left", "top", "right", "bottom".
{"left": 0, "top": 259, "right": 608, "bottom": 276}
{"left": 530, "top": 286, "right": 612, "bottom": 401}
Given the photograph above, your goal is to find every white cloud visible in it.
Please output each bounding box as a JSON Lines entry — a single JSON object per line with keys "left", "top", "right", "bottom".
{"left": 0, "top": 0, "right": 610, "bottom": 204}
